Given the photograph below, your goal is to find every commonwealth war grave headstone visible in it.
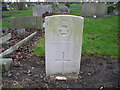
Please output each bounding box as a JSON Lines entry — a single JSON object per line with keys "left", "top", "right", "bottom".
{"left": 45, "top": 15, "right": 84, "bottom": 78}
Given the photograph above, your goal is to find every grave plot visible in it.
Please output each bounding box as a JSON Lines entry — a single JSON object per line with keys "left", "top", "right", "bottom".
{"left": 1, "top": 29, "right": 36, "bottom": 53}
{"left": 2, "top": 3, "right": 119, "bottom": 88}
{"left": 9, "top": 30, "right": 43, "bottom": 66}
{"left": 0, "top": 28, "right": 43, "bottom": 71}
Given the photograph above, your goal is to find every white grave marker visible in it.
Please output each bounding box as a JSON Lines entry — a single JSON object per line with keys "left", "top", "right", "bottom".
{"left": 45, "top": 15, "right": 84, "bottom": 77}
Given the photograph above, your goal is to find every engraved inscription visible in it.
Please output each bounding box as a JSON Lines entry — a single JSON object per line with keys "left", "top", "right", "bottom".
{"left": 52, "top": 41, "right": 74, "bottom": 52}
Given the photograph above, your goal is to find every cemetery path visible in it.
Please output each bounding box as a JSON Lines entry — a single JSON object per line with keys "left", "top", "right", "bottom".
{"left": 2, "top": 55, "right": 119, "bottom": 88}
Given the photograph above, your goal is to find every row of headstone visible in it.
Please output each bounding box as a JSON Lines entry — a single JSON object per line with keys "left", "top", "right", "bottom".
{"left": 32, "top": 3, "right": 106, "bottom": 17}
{"left": 82, "top": 2, "right": 105, "bottom": 17}
{"left": 32, "top": 4, "right": 70, "bottom": 15}
{"left": 10, "top": 16, "right": 43, "bottom": 30}
{"left": 45, "top": 15, "right": 84, "bottom": 78}
{"left": 32, "top": 5, "right": 52, "bottom": 16}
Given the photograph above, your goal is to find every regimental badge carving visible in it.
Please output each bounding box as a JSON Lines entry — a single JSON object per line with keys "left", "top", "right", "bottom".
{"left": 59, "top": 26, "right": 69, "bottom": 36}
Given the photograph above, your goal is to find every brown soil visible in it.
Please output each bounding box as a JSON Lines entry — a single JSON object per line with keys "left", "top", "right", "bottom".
{"left": 2, "top": 55, "right": 119, "bottom": 88}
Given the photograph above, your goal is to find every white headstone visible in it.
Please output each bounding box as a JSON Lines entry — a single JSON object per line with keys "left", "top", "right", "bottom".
{"left": 45, "top": 15, "right": 84, "bottom": 77}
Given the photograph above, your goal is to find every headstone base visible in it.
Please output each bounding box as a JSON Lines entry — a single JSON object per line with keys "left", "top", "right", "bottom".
{"left": 46, "top": 73, "right": 78, "bottom": 80}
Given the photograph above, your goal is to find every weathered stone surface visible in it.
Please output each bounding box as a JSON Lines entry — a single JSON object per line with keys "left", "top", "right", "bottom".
{"left": 45, "top": 15, "right": 84, "bottom": 77}
{"left": 0, "top": 33, "right": 11, "bottom": 44}
{"left": 0, "top": 58, "right": 13, "bottom": 71}
{"left": 10, "top": 16, "right": 43, "bottom": 29}
{"left": 32, "top": 5, "right": 52, "bottom": 16}
{"left": 82, "top": 2, "right": 105, "bottom": 17}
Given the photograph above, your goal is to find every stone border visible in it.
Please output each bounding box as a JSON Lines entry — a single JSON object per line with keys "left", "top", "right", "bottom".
{"left": 0, "top": 32, "right": 37, "bottom": 58}
{"left": 0, "top": 33, "right": 11, "bottom": 44}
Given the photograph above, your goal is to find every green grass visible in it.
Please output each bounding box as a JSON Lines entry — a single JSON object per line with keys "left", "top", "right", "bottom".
{"left": 1, "top": 6, "right": 32, "bottom": 28}
{"left": 70, "top": 8, "right": 82, "bottom": 16}
{"left": 33, "top": 37, "right": 45, "bottom": 56}
{"left": 70, "top": 3, "right": 82, "bottom": 8}
{"left": 82, "top": 16, "right": 118, "bottom": 56}
{"left": 69, "top": 4, "right": 82, "bottom": 16}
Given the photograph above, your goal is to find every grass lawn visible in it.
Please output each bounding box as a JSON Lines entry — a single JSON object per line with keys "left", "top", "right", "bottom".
{"left": 1, "top": 4, "right": 119, "bottom": 56}
{"left": 1, "top": 7, "right": 32, "bottom": 28}
{"left": 33, "top": 4, "right": 118, "bottom": 56}
{"left": 82, "top": 16, "right": 118, "bottom": 56}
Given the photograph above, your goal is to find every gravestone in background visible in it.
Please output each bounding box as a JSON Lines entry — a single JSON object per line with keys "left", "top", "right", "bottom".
{"left": 45, "top": 15, "right": 84, "bottom": 78}
{"left": 17, "top": 29, "right": 26, "bottom": 36}
{"left": 82, "top": 2, "right": 105, "bottom": 17}
{"left": 32, "top": 5, "right": 52, "bottom": 16}
{"left": 10, "top": 16, "right": 43, "bottom": 29}
{"left": 17, "top": 2, "right": 26, "bottom": 10}
{"left": 58, "top": 4, "right": 69, "bottom": 13}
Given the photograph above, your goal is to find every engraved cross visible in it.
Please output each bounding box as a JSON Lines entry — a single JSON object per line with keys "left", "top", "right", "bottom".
{"left": 56, "top": 52, "right": 71, "bottom": 74}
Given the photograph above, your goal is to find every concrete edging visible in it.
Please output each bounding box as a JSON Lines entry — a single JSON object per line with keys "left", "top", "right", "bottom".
{"left": 0, "top": 32, "right": 37, "bottom": 58}
{"left": 0, "top": 33, "right": 11, "bottom": 44}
